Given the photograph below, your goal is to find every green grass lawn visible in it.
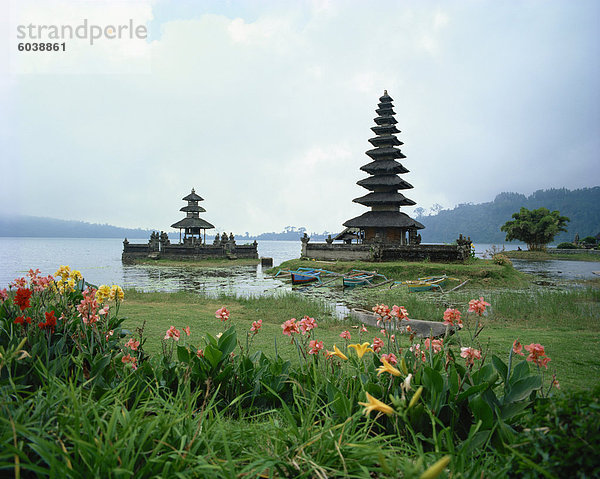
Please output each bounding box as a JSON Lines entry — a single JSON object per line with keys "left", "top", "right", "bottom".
{"left": 504, "top": 249, "right": 600, "bottom": 262}
{"left": 120, "top": 285, "right": 600, "bottom": 391}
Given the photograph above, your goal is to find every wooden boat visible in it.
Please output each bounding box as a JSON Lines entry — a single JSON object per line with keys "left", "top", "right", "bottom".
{"left": 275, "top": 267, "right": 334, "bottom": 285}
{"left": 343, "top": 272, "right": 374, "bottom": 287}
{"left": 392, "top": 275, "right": 457, "bottom": 292}
{"left": 342, "top": 269, "right": 387, "bottom": 288}
{"left": 291, "top": 268, "right": 323, "bottom": 285}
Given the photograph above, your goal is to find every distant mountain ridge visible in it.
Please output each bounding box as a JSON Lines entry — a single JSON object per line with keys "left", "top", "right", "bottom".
{"left": 0, "top": 215, "right": 153, "bottom": 239}
{"left": 416, "top": 187, "right": 600, "bottom": 244}
{"left": 2, "top": 187, "right": 597, "bottom": 243}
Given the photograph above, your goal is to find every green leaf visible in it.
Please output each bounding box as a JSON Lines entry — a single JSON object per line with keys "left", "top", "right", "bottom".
{"left": 177, "top": 345, "right": 190, "bottom": 363}
{"left": 449, "top": 368, "right": 459, "bottom": 396}
{"left": 504, "top": 375, "right": 542, "bottom": 403}
{"left": 203, "top": 343, "right": 222, "bottom": 369}
{"left": 492, "top": 355, "right": 508, "bottom": 383}
{"left": 510, "top": 360, "right": 530, "bottom": 383}
{"left": 423, "top": 366, "right": 444, "bottom": 394}
{"left": 218, "top": 327, "right": 237, "bottom": 356}
{"left": 457, "top": 382, "right": 490, "bottom": 403}
{"left": 470, "top": 394, "right": 494, "bottom": 429}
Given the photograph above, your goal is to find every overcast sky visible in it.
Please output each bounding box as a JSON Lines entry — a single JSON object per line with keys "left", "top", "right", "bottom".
{"left": 2, "top": 0, "right": 599, "bottom": 235}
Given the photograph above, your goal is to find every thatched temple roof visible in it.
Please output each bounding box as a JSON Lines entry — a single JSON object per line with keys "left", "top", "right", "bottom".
{"left": 340, "top": 90, "right": 423, "bottom": 235}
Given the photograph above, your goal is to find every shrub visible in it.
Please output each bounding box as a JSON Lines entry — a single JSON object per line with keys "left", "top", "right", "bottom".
{"left": 556, "top": 242, "right": 579, "bottom": 249}
{"left": 506, "top": 386, "right": 600, "bottom": 478}
{"left": 581, "top": 236, "right": 597, "bottom": 245}
{"left": 492, "top": 253, "right": 512, "bottom": 266}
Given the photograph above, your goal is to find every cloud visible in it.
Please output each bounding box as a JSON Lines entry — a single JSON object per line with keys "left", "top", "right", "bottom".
{"left": 3, "top": 0, "right": 599, "bottom": 235}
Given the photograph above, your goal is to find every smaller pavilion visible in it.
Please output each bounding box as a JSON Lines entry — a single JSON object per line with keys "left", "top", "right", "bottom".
{"left": 122, "top": 187, "right": 258, "bottom": 262}
{"left": 171, "top": 188, "right": 215, "bottom": 245}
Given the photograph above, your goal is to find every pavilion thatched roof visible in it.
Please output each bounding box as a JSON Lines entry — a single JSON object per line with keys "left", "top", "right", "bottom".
{"left": 356, "top": 175, "right": 413, "bottom": 190}
{"left": 180, "top": 205, "right": 206, "bottom": 213}
{"left": 171, "top": 217, "right": 214, "bottom": 229}
{"left": 353, "top": 191, "right": 416, "bottom": 207}
{"left": 343, "top": 211, "right": 424, "bottom": 229}
{"left": 182, "top": 189, "right": 204, "bottom": 202}
{"left": 360, "top": 159, "right": 409, "bottom": 175}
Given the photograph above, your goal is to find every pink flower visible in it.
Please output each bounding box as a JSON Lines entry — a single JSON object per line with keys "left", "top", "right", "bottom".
{"left": 339, "top": 330, "right": 351, "bottom": 340}
{"left": 299, "top": 316, "right": 317, "bottom": 333}
{"left": 371, "top": 337, "right": 384, "bottom": 353}
{"left": 380, "top": 353, "right": 398, "bottom": 365}
{"left": 122, "top": 354, "right": 138, "bottom": 370}
{"left": 99, "top": 305, "right": 110, "bottom": 316}
{"left": 250, "top": 319, "right": 262, "bottom": 334}
{"left": 196, "top": 349, "right": 204, "bottom": 358}
{"left": 125, "top": 338, "right": 140, "bottom": 351}
{"left": 460, "top": 347, "right": 482, "bottom": 366}
{"left": 183, "top": 326, "right": 191, "bottom": 336}
{"left": 443, "top": 308, "right": 463, "bottom": 328}
{"left": 391, "top": 305, "right": 409, "bottom": 321}
{"left": 424, "top": 338, "right": 444, "bottom": 354}
{"left": 524, "top": 343, "right": 551, "bottom": 368}
{"left": 468, "top": 297, "right": 490, "bottom": 316}
{"left": 281, "top": 318, "right": 299, "bottom": 337}
{"left": 0, "top": 288, "right": 8, "bottom": 302}
{"left": 360, "top": 325, "right": 367, "bottom": 333}
{"left": 308, "top": 340, "right": 324, "bottom": 355}
{"left": 215, "top": 307, "right": 230, "bottom": 322}
{"left": 105, "top": 330, "right": 114, "bottom": 341}
{"left": 410, "top": 343, "right": 426, "bottom": 362}
{"left": 164, "top": 326, "right": 180, "bottom": 341}
{"left": 512, "top": 339, "right": 524, "bottom": 356}
{"left": 380, "top": 329, "right": 387, "bottom": 337}
{"left": 372, "top": 304, "right": 391, "bottom": 322}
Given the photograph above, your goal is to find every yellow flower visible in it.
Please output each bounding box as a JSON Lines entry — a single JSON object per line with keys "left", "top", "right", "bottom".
{"left": 419, "top": 455, "right": 451, "bottom": 479}
{"left": 66, "top": 278, "right": 76, "bottom": 292}
{"left": 326, "top": 344, "right": 348, "bottom": 361}
{"left": 348, "top": 342, "right": 374, "bottom": 359}
{"left": 377, "top": 358, "right": 401, "bottom": 377}
{"left": 358, "top": 392, "right": 394, "bottom": 417}
{"left": 110, "top": 285, "right": 124, "bottom": 301}
{"left": 55, "top": 265, "right": 71, "bottom": 280}
{"left": 96, "top": 285, "right": 111, "bottom": 303}
{"left": 408, "top": 386, "right": 424, "bottom": 409}
{"left": 70, "top": 270, "right": 83, "bottom": 281}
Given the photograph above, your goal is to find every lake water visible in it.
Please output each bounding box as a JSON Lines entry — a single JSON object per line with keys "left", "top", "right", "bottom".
{"left": 0, "top": 238, "right": 596, "bottom": 297}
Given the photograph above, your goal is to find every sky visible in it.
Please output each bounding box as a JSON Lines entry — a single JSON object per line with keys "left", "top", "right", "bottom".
{"left": 2, "top": 0, "right": 599, "bottom": 236}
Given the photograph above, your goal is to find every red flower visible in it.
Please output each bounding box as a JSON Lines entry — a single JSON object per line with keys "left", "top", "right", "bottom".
{"left": 14, "top": 315, "right": 32, "bottom": 326}
{"left": 14, "top": 288, "right": 33, "bottom": 311}
{"left": 38, "top": 310, "right": 57, "bottom": 333}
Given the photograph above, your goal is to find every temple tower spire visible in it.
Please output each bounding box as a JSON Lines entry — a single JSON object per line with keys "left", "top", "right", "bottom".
{"left": 343, "top": 90, "right": 424, "bottom": 245}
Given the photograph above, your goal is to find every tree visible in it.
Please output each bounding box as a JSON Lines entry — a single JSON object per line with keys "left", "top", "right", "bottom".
{"left": 501, "top": 207, "right": 570, "bottom": 251}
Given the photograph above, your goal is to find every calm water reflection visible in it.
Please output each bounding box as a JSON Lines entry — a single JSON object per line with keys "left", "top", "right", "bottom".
{"left": 0, "top": 238, "right": 596, "bottom": 301}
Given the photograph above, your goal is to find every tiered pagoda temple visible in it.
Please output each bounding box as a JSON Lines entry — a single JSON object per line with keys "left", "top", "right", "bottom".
{"left": 171, "top": 188, "right": 214, "bottom": 244}
{"left": 122, "top": 188, "right": 258, "bottom": 262}
{"left": 342, "top": 90, "right": 424, "bottom": 245}
{"left": 301, "top": 91, "right": 471, "bottom": 262}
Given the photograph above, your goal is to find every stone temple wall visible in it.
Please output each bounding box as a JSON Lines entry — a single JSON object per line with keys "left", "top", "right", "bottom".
{"left": 302, "top": 242, "right": 470, "bottom": 262}
{"left": 122, "top": 234, "right": 258, "bottom": 263}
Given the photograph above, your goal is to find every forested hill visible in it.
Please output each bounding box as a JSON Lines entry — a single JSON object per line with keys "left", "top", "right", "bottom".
{"left": 0, "top": 215, "right": 152, "bottom": 238}
{"left": 416, "top": 187, "right": 600, "bottom": 244}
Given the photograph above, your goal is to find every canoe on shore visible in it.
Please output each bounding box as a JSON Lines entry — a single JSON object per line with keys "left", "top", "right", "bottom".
{"left": 392, "top": 275, "right": 457, "bottom": 292}
{"left": 275, "top": 267, "right": 335, "bottom": 285}
{"left": 343, "top": 269, "right": 387, "bottom": 288}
